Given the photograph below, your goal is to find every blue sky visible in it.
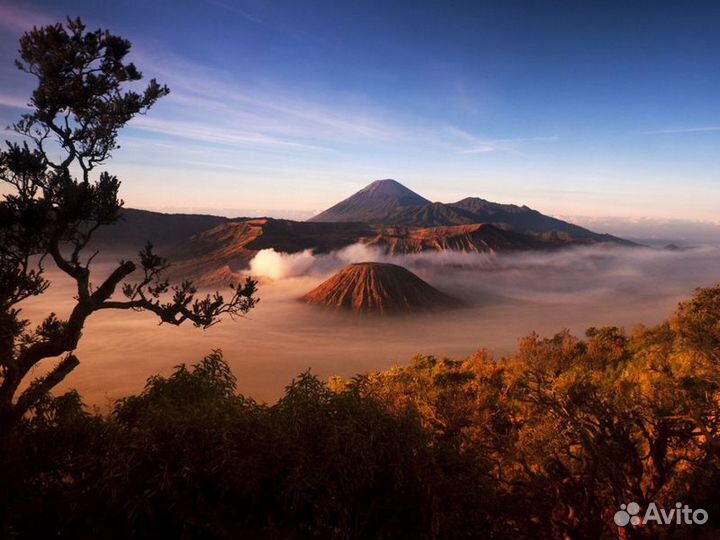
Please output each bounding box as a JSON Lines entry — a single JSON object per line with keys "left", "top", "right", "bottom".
{"left": 0, "top": 0, "right": 718, "bottom": 221}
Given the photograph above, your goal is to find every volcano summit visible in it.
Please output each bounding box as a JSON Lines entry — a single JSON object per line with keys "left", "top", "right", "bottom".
{"left": 302, "top": 262, "right": 462, "bottom": 314}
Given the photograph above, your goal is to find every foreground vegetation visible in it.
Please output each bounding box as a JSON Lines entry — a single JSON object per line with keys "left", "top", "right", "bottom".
{"left": 2, "top": 285, "right": 719, "bottom": 539}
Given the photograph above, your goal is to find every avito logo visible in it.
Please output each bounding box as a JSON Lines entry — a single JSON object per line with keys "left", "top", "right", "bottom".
{"left": 614, "top": 502, "right": 708, "bottom": 527}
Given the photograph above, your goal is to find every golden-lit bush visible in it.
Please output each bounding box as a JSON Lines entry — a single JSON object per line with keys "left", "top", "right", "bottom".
{"left": 2, "top": 285, "right": 720, "bottom": 539}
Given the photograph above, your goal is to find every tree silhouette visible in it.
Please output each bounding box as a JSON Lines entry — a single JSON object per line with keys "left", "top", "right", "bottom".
{"left": 0, "top": 18, "right": 257, "bottom": 430}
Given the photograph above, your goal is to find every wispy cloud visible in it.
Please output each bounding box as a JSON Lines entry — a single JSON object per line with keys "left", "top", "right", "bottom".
{"left": 124, "top": 46, "right": 566, "bottom": 158}
{"left": 130, "top": 116, "right": 324, "bottom": 150}
{"left": 0, "top": 3, "right": 54, "bottom": 33}
{"left": 458, "top": 145, "right": 500, "bottom": 154}
{"left": 0, "top": 94, "right": 30, "bottom": 110}
{"left": 0, "top": 36, "right": 560, "bottom": 159}
{"left": 129, "top": 48, "right": 416, "bottom": 150}
{"left": 204, "top": 0, "right": 265, "bottom": 25}
{"left": 446, "top": 126, "right": 559, "bottom": 155}
{"left": 643, "top": 126, "right": 720, "bottom": 135}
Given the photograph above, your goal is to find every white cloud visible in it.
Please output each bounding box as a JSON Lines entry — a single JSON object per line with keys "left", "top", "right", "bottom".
{"left": 643, "top": 126, "right": 720, "bottom": 135}
{"left": 249, "top": 248, "right": 317, "bottom": 279}
{"left": 457, "top": 144, "right": 502, "bottom": 154}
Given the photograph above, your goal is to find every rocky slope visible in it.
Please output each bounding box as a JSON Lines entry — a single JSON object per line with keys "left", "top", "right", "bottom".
{"left": 166, "top": 218, "right": 550, "bottom": 285}
{"left": 167, "top": 219, "right": 374, "bottom": 284}
{"left": 302, "top": 262, "right": 462, "bottom": 313}
{"left": 363, "top": 223, "right": 547, "bottom": 254}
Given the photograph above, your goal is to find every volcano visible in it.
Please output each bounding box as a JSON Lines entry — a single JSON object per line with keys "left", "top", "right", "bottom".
{"left": 309, "top": 179, "right": 631, "bottom": 245}
{"left": 302, "top": 262, "right": 462, "bottom": 313}
{"left": 309, "top": 179, "right": 430, "bottom": 223}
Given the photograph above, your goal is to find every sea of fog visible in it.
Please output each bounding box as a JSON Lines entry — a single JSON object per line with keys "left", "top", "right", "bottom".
{"left": 20, "top": 244, "right": 720, "bottom": 406}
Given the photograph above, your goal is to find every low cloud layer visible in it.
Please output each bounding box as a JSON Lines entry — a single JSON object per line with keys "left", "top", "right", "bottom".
{"left": 24, "top": 244, "right": 720, "bottom": 407}
{"left": 248, "top": 244, "right": 720, "bottom": 306}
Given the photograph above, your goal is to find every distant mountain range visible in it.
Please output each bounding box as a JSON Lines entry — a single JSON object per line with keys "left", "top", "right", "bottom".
{"left": 91, "top": 208, "right": 234, "bottom": 250}
{"left": 310, "top": 179, "right": 627, "bottom": 244}
{"left": 87, "top": 179, "right": 633, "bottom": 285}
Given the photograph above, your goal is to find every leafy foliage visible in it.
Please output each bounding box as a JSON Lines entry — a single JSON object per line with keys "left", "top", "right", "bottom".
{"left": 3, "top": 286, "right": 720, "bottom": 539}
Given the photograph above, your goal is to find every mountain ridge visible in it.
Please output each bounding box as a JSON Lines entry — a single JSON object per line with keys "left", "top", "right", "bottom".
{"left": 81, "top": 179, "right": 635, "bottom": 287}
{"left": 309, "top": 179, "right": 630, "bottom": 245}
{"left": 166, "top": 218, "right": 551, "bottom": 286}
